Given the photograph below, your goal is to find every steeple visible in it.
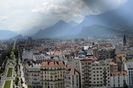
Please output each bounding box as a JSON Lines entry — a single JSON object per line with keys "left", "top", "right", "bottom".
{"left": 123, "top": 34, "right": 126, "bottom": 46}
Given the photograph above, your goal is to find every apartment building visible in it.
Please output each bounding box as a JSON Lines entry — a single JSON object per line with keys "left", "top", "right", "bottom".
{"left": 110, "top": 62, "right": 118, "bottom": 72}
{"left": 124, "top": 61, "right": 133, "bottom": 87}
{"left": 24, "top": 63, "right": 41, "bottom": 87}
{"left": 24, "top": 60, "right": 66, "bottom": 88}
{"left": 41, "top": 61, "right": 66, "bottom": 88}
{"left": 90, "top": 61, "right": 110, "bottom": 88}
{"left": 110, "top": 71, "right": 128, "bottom": 88}
{"left": 72, "top": 58, "right": 110, "bottom": 88}
{"left": 64, "top": 69, "right": 80, "bottom": 88}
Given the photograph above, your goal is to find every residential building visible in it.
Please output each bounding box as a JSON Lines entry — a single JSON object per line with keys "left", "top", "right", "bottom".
{"left": 64, "top": 69, "right": 80, "bottom": 88}
{"left": 110, "top": 71, "right": 128, "bottom": 88}
{"left": 124, "top": 61, "right": 133, "bottom": 87}
{"left": 41, "top": 61, "right": 66, "bottom": 88}
{"left": 72, "top": 58, "right": 110, "bottom": 88}
{"left": 110, "top": 62, "right": 118, "bottom": 72}
{"left": 24, "top": 63, "right": 41, "bottom": 87}
{"left": 90, "top": 61, "right": 110, "bottom": 88}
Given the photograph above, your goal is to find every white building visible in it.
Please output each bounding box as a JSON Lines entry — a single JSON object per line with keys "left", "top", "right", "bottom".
{"left": 64, "top": 69, "right": 80, "bottom": 88}
{"left": 110, "top": 71, "right": 128, "bottom": 88}
{"left": 72, "top": 58, "right": 110, "bottom": 88}
{"left": 124, "top": 61, "right": 133, "bottom": 87}
{"left": 90, "top": 61, "right": 110, "bottom": 88}
{"left": 33, "top": 54, "right": 47, "bottom": 63}
{"left": 24, "top": 63, "right": 41, "bottom": 87}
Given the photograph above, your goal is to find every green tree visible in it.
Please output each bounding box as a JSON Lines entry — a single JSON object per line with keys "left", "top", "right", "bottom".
{"left": 28, "top": 85, "right": 32, "bottom": 88}
{"left": 15, "top": 75, "right": 19, "bottom": 86}
{"left": 123, "top": 80, "right": 128, "bottom": 88}
{"left": 21, "top": 78, "right": 23, "bottom": 84}
{"left": 6, "top": 48, "right": 11, "bottom": 58}
{"left": 14, "top": 48, "right": 18, "bottom": 58}
{"left": 38, "top": 86, "right": 43, "bottom": 88}
{"left": 15, "top": 65, "right": 18, "bottom": 73}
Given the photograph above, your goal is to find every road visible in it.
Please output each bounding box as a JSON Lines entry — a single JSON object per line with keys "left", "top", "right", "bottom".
{"left": 0, "top": 59, "right": 16, "bottom": 88}
{"left": 0, "top": 41, "right": 16, "bottom": 88}
{"left": 0, "top": 41, "right": 27, "bottom": 88}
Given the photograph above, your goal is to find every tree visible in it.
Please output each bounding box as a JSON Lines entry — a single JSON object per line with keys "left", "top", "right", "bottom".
{"left": 14, "top": 48, "right": 18, "bottom": 58}
{"left": 6, "top": 48, "right": 11, "bottom": 58}
{"left": 28, "top": 85, "right": 32, "bottom": 88}
{"left": 15, "top": 75, "right": 19, "bottom": 86}
{"left": 21, "top": 78, "right": 23, "bottom": 84}
{"left": 38, "top": 86, "right": 43, "bottom": 88}
{"left": 15, "top": 65, "right": 18, "bottom": 73}
{"left": 123, "top": 80, "right": 128, "bottom": 88}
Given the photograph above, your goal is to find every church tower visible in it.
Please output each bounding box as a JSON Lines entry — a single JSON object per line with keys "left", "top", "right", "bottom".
{"left": 123, "top": 34, "right": 126, "bottom": 46}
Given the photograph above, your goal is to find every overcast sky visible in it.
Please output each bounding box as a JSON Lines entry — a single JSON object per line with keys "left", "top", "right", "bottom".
{"left": 0, "top": 0, "right": 127, "bottom": 34}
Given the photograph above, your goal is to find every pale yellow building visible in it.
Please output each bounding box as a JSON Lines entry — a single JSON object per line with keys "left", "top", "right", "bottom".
{"left": 41, "top": 61, "right": 66, "bottom": 88}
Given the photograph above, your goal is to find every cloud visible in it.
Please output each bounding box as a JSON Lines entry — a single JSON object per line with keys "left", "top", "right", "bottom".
{"left": 83, "top": 0, "right": 127, "bottom": 10}
{"left": 0, "top": 16, "right": 7, "bottom": 22}
{"left": 32, "top": 0, "right": 127, "bottom": 21}
{"left": 0, "top": 0, "right": 127, "bottom": 34}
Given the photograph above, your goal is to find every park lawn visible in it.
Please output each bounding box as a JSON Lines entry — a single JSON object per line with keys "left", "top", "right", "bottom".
{"left": 11, "top": 55, "right": 15, "bottom": 60}
{"left": 4, "top": 80, "right": 11, "bottom": 88}
{"left": 7, "top": 68, "right": 13, "bottom": 77}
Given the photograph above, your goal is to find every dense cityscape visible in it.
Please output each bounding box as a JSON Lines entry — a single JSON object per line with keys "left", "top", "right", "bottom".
{"left": 0, "top": 35, "right": 133, "bottom": 88}
{"left": 1, "top": 0, "right": 133, "bottom": 88}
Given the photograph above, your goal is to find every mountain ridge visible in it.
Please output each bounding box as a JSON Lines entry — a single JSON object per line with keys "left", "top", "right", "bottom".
{"left": 0, "top": 30, "right": 18, "bottom": 40}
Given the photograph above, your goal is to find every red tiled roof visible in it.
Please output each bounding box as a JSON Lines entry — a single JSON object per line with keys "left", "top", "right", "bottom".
{"left": 110, "top": 62, "right": 117, "bottom": 66}
{"left": 58, "top": 61, "right": 64, "bottom": 66}
{"left": 49, "top": 62, "right": 55, "bottom": 67}
{"left": 80, "top": 59, "right": 93, "bottom": 62}
{"left": 69, "top": 69, "right": 79, "bottom": 75}
{"left": 116, "top": 58, "right": 121, "bottom": 63}
{"left": 66, "top": 64, "right": 71, "bottom": 69}
{"left": 25, "top": 63, "right": 29, "bottom": 68}
{"left": 41, "top": 61, "right": 48, "bottom": 67}
{"left": 41, "top": 61, "right": 65, "bottom": 67}
{"left": 111, "top": 71, "right": 128, "bottom": 76}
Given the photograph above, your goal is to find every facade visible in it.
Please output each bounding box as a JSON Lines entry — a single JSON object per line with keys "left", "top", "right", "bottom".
{"left": 110, "top": 71, "right": 128, "bottom": 88}
{"left": 24, "top": 61, "right": 66, "bottom": 88}
{"left": 110, "top": 62, "right": 118, "bottom": 72}
{"left": 72, "top": 58, "right": 110, "bottom": 88}
{"left": 90, "top": 61, "right": 110, "bottom": 88}
{"left": 24, "top": 63, "right": 41, "bottom": 87}
{"left": 41, "top": 61, "right": 66, "bottom": 88}
{"left": 124, "top": 61, "right": 133, "bottom": 87}
{"left": 79, "top": 59, "right": 92, "bottom": 88}
{"left": 72, "top": 58, "right": 94, "bottom": 88}
{"left": 64, "top": 69, "right": 80, "bottom": 88}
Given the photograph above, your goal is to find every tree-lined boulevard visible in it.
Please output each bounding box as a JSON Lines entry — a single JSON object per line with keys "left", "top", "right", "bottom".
{"left": 0, "top": 41, "right": 27, "bottom": 88}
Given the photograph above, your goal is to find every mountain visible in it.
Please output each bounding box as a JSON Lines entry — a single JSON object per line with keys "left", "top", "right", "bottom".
{"left": 76, "top": 25, "right": 117, "bottom": 38}
{"left": 68, "top": 21, "right": 78, "bottom": 27}
{"left": 13, "top": 34, "right": 25, "bottom": 40}
{"left": 75, "top": 0, "right": 133, "bottom": 33}
{"left": 0, "top": 30, "right": 18, "bottom": 40}
{"left": 32, "top": 20, "right": 78, "bottom": 39}
{"left": 32, "top": 0, "right": 133, "bottom": 39}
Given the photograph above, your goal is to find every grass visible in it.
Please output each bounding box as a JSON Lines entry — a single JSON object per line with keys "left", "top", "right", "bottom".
{"left": 4, "top": 80, "right": 11, "bottom": 88}
{"left": 11, "top": 55, "right": 15, "bottom": 60}
{"left": 7, "top": 68, "right": 13, "bottom": 77}
{"left": 28, "top": 85, "right": 32, "bottom": 88}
